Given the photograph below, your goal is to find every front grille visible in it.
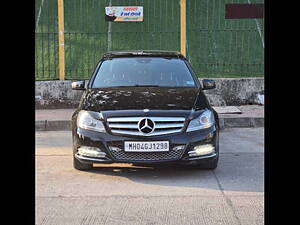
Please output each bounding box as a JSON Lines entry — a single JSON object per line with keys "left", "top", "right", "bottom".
{"left": 107, "top": 117, "right": 186, "bottom": 136}
{"left": 109, "top": 148, "right": 184, "bottom": 161}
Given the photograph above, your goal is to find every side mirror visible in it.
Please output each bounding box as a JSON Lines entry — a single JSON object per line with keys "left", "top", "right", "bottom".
{"left": 71, "top": 81, "right": 85, "bottom": 90}
{"left": 202, "top": 79, "right": 216, "bottom": 90}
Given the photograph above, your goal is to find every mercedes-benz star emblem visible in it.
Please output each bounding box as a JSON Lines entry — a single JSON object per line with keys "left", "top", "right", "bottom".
{"left": 138, "top": 118, "right": 155, "bottom": 134}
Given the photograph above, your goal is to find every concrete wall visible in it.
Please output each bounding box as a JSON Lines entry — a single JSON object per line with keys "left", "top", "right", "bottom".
{"left": 203, "top": 78, "right": 264, "bottom": 106}
{"left": 35, "top": 81, "right": 85, "bottom": 109}
{"left": 35, "top": 78, "right": 264, "bottom": 109}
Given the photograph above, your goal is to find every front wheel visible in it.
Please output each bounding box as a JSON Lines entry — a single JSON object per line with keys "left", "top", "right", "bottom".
{"left": 72, "top": 134, "right": 93, "bottom": 171}
{"left": 196, "top": 157, "right": 218, "bottom": 170}
{"left": 73, "top": 156, "right": 93, "bottom": 171}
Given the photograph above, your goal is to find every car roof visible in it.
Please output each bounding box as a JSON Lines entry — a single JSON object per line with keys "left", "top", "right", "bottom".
{"left": 102, "top": 50, "right": 186, "bottom": 59}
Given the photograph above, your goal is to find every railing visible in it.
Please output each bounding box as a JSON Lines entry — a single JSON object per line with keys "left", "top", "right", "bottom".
{"left": 35, "top": 0, "right": 264, "bottom": 80}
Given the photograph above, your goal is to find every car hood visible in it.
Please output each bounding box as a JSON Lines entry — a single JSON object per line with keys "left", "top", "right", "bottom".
{"left": 81, "top": 87, "right": 207, "bottom": 111}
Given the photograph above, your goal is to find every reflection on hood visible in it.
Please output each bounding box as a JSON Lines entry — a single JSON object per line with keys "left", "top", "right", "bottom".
{"left": 81, "top": 87, "right": 207, "bottom": 112}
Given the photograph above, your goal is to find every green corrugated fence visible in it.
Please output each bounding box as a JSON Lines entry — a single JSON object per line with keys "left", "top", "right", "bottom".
{"left": 35, "top": 0, "right": 264, "bottom": 80}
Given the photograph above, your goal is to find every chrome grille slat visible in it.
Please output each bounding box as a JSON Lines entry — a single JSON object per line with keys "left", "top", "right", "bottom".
{"left": 109, "top": 123, "right": 138, "bottom": 129}
{"left": 107, "top": 117, "right": 141, "bottom": 122}
{"left": 110, "top": 129, "right": 183, "bottom": 136}
{"left": 155, "top": 123, "right": 184, "bottom": 129}
{"left": 107, "top": 117, "right": 185, "bottom": 122}
{"left": 107, "top": 116, "right": 186, "bottom": 136}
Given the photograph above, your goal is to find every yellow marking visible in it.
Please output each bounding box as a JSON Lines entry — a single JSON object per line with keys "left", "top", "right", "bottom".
{"left": 58, "top": 0, "right": 65, "bottom": 80}
{"left": 180, "top": 0, "right": 186, "bottom": 57}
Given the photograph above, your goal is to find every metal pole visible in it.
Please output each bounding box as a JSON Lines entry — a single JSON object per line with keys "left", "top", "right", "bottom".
{"left": 107, "top": 0, "right": 112, "bottom": 51}
{"left": 58, "top": 0, "right": 65, "bottom": 80}
{"left": 180, "top": 0, "right": 186, "bottom": 57}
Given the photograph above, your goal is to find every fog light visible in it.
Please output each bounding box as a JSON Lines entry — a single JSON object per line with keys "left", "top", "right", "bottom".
{"left": 172, "top": 145, "right": 185, "bottom": 151}
{"left": 188, "top": 144, "right": 215, "bottom": 157}
{"left": 109, "top": 146, "right": 122, "bottom": 152}
{"left": 78, "top": 146, "right": 106, "bottom": 158}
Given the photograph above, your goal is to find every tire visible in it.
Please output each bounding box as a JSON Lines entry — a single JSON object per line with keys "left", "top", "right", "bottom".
{"left": 73, "top": 156, "right": 93, "bottom": 171}
{"left": 72, "top": 134, "right": 93, "bottom": 171}
{"left": 196, "top": 157, "right": 218, "bottom": 170}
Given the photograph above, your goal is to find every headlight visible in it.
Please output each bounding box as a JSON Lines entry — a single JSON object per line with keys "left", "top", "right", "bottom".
{"left": 186, "top": 109, "right": 215, "bottom": 132}
{"left": 77, "top": 110, "right": 106, "bottom": 132}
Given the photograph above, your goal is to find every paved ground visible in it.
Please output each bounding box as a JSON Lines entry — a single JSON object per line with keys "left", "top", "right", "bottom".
{"left": 36, "top": 128, "right": 264, "bottom": 225}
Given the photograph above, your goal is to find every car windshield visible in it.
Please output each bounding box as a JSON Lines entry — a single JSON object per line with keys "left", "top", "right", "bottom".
{"left": 92, "top": 57, "right": 196, "bottom": 88}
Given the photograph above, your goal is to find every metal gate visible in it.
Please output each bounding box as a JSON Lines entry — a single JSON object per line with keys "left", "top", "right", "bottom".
{"left": 64, "top": 0, "right": 180, "bottom": 80}
{"left": 35, "top": 0, "right": 264, "bottom": 80}
{"left": 186, "top": 0, "right": 264, "bottom": 77}
{"left": 35, "top": 0, "right": 59, "bottom": 80}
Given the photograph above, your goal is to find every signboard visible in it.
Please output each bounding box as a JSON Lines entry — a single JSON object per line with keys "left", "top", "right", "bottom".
{"left": 225, "top": 4, "right": 264, "bottom": 19}
{"left": 105, "top": 6, "right": 143, "bottom": 22}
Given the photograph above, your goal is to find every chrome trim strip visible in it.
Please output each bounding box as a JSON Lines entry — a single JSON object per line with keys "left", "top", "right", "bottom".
{"left": 155, "top": 123, "right": 184, "bottom": 129}
{"left": 108, "top": 122, "right": 184, "bottom": 129}
{"left": 186, "top": 153, "right": 217, "bottom": 160}
{"left": 75, "top": 154, "right": 112, "bottom": 163}
{"left": 108, "top": 123, "right": 138, "bottom": 129}
{"left": 107, "top": 117, "right": 186, "bottom": 122}
{"left": 107, "top": 117, "right": 141, "bottom": 122}
{"left": 110, "top": 128, "right": 183, "bottom": 136}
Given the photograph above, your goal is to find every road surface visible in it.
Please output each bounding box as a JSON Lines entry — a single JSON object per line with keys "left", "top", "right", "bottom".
{"left": 36, "top": 128, "right": 264, "bottom": 225}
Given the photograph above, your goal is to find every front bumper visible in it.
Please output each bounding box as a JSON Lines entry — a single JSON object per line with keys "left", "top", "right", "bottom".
{"left": 73, "top": 125, "right": 218, "bottom": 165}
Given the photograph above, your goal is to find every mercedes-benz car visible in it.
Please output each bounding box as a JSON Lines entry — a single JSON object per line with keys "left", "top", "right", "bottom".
{"left": 71, "top": 50, "right": 219, "bottom": 170}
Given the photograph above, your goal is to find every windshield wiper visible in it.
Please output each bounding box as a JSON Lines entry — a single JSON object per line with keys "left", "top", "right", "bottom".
{"left": 133, "top": 84, "right": 160, "bottom": 87}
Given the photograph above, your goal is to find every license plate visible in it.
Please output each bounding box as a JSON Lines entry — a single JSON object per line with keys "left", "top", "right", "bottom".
{"left": 124, "top": 141, "right": 169, "bottom": 152}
